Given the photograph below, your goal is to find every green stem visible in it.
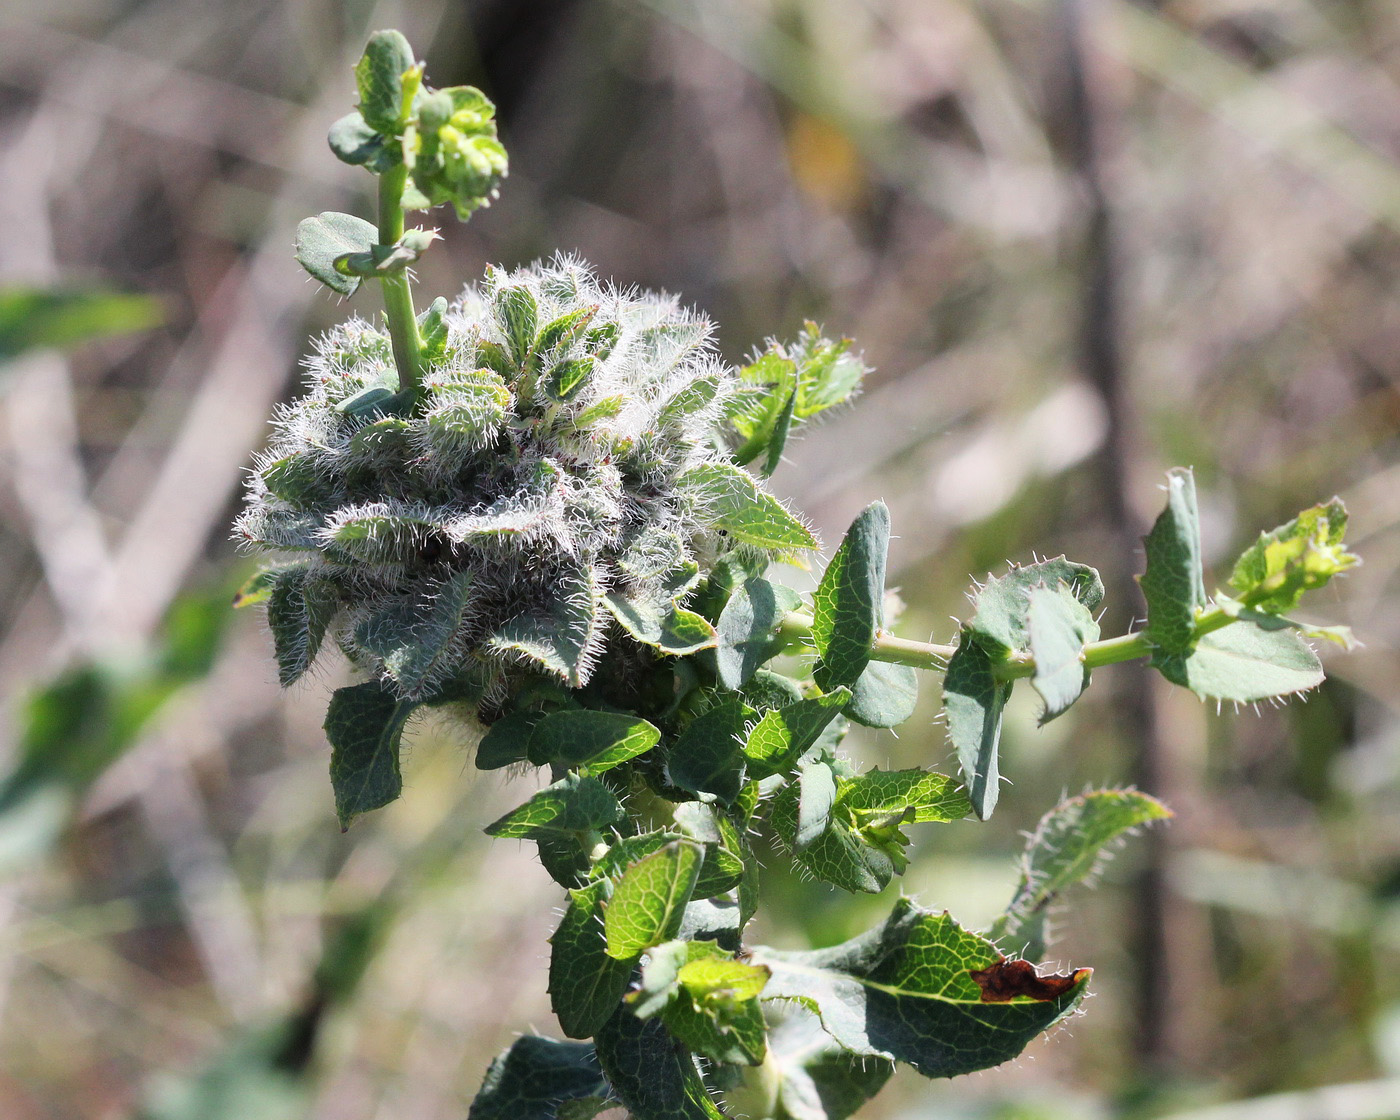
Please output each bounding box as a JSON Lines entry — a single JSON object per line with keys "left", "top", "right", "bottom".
{"left": 377, "top": 163, "right": 422, "bottom": 399}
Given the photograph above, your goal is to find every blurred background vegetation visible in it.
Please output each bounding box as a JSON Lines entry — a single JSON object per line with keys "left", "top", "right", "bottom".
{"left": 1, "top": 0, "right": 1397, "bottom": 1116}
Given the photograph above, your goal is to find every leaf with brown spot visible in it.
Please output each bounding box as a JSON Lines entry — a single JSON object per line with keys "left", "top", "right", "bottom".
{"left": 968, "top": 958, "right": 1090, "bottom": 1003}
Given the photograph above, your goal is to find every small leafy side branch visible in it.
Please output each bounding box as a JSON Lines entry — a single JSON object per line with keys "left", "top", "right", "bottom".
{"left": 233, "top": 30, "right": 1357, "bottom": 1120}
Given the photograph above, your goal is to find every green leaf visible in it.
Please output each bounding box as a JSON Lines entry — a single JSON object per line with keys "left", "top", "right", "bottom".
{"left": 327, "top": 112, "right": 397, "bottom": 172}
{"left": 295, "top": 212, "right": 378, "bottom": 296}
{"left": 760, "top": 1009, "right": 893, "bottom": 1120}
{"left": 1026, "top": 584, "right": 1100, "bottom": 723}
{"left": 1154, "top": 620, "right": 1324, "bottom": 702}
{"left": 496, "top": 285, "right": 538, "bottom": 366}
{"left": 664, "top": 952, "right": 771, "bottom": 1066}
{"left": 468, "top": 1036, "right": 614, "bottom": 1120}
{"left": 266, "top": 566, "right": 339, "bottom": 686}
{"left": 354, "top": 570, "right": 475, "bottom": 696}
{"left": 811, "top": 501, "right": 889, "bottom": 690}
{"left": 260, "top": 452, "right": 331, "bottom": 509}
{"left": 543, "top": 357, "right": 595, "bottom": 402}
{"left": 526, "top": 710, "right": 661, "bottom": 773}
{"left": 1229, "top": 498, "right": 1358, "bottom": 614}
{"left": 417, "top": 297, "right": 449, "bottom": 362}
{"left": 728, "top": 350, "right": 797, "bottom": 466}
{"left": 714, "top": 577, "right": 803, "bottom": 689}
{"left": 753, "top": 898, "right": 1090, "bottom": 1077}
{"left": 844, "top": 661, "right": 918, "bottom": 729}
{"left": 943, "top": 630, "right": 1013, "bottom": 821}
{"left": 335, "top": 228, "right": 441, "bottom": 280}
{"left": 1140, "top": 467, "right": 1206, "bottom": 654}
{"left": 403, "top": 86, "right": 507, "bottom": 219}
{"left": 604, "top": 593, "right": 717, "bottom": 656}
{"left": 0, "top": 286, "right": 163, "bottom": 361}
{"left": 791, "top": 325, "right": 866, "bottom": 419}
{"left": 991, "top": 790, "right": 1171, "bottom": 961}
{"left": 969, "top": 558, "right": 1104, "bottom": 656}
{"left": 762, "top": 389, "right": 798, "bottom": 477}
{"left": 593, "top": 1007, "right": 725, "bottom": 1120}
{"left": 673, "top": 803, "right": 747, "bottom": 898}
{"left": 679, "top": 462, "right": 817, "bottom": 550}
{"left": 232, "top": 569, "right": 277, "bottom": 610}
{"left": 743, "top": 690, "right": 850, "bottom": 780}
{"left": 324, "top": 683, "right": 417, "bottom": 828}
{"left": 604, "top": 840, "right": 704, "bottom": 959}
{"left": 354, "top": 30, "right": 417, "bottom": 133}
{"left": 549, "top": 881, "right": 637, "bottom": 1039}
{"left": 489, "top": 568, "right": 604, "bottom": 688}
{"left": 475, "top": 710, "right": 543, "bottom": 770}
{"left": 667, "top": 700, "right": 754, "bottom": 805}
{"left": 794, "top": 761, "right": 838, "bottom": 851}
{"left": 484, "top": 774, "right": 625, "bottom": 839}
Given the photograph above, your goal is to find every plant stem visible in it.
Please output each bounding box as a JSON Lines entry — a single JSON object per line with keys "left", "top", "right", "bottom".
{"left": 377, "top": 163, "right": 422, "bottom": 400}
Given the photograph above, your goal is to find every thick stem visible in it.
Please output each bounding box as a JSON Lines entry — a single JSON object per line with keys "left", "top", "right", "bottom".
{"left": 377, "top": 163, "right": 422, "bottom": 399}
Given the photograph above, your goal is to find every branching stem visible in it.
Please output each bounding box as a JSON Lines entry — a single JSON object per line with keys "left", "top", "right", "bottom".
{"left": 377, "top": 163, "right": 423, "bottom": 400}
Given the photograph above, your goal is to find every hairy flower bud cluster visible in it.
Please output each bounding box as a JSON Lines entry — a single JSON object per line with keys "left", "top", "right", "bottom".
{"left": 236, "top": 257, "right": 818, "bottom": 706}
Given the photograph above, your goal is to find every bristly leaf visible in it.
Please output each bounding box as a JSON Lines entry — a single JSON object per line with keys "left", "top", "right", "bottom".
{"left": 483, "top": 773, "right": 625, "bottom": 839}
{"left": 969, "top": 558, "right": 1104, "bottom": 656}
{"left": 1153, "top": 621, "right": 1323, "bottom": 702}
{"left": 845, "top": 661, "right": 918, "bottom": 729}
{"left": 990, "top": 789, "right": 1171, "bottom": 961}
{"left": 743, "top": 690, "right": 850, "bottom": 780}
{"left": 593, "top": 1006, "right": 726, "bottom": 1120}
{"left": 604, "top": 592, "right": 717, "bottom": 656}
{"left": 679, "top": 462, "right": 817, "bottom": 550}
{"left": 325, "top": 683, "right": 417, "bottom": 828}
{"left": 468, "top": 1035, "right": 615, "bottom": 1120}
{"left": 489, "top": 568, "right": 604, "bottom": 688}
{"left": 604, "top": 840, "right": 704, "bottom": 959}
{"left": 943, "top": 629, "right": 1012, "bottom": 821}
{"left": 667, "top": 700, "right": 754, "bottom": 806}
{"left": 550, "top": 881, "right": 636, "bottom": 1039}
{"left": 812, "top": 501, "right": 889, "bottom": 691}
{"left": 760, "top": 1008, "right": 893, "bottom": 1120}
{"left": 753, "top": 898, "right": 1090, "bottom": 1077}
{"left": 354, "top": 570, "right": 475, "bottom": 696}
{"left": 296, "top": 212, "right": 378, "bottom": 296}
{"left": 1229, "top": 498, "right": 1358, "bottom": 614}
{"left": 265, "top": 566, "right": 339, "bottom": 686}
{"left": 1140, "top": 467, "right": 1206, "bottom": 655}
{"left": 1026, "top": 584, "right": 1100, "bottom": 723}
{"left": 526, "top": 710, "right": 661, "bottom": 773}
{"left": 714, "top": 577, "right": 803, "bottom": 689}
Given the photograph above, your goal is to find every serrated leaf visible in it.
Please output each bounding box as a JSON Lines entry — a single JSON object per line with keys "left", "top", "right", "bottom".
{"left": 753, "top": 898, "right": 1090, "bottom": 1077}
{"left": 763, "top": 1008, "right": 893, "bottom": 1120}
{"left": 943, "top": 630, "right": 1012, "bottom": 821}
{"left": 266, "top": 566, "right": 338, "bottom": 686}
{"left": 354, "top": 29, "right": 416, "bottom": 133}
{"left": 324, "top": 683, "right": 417, "bottom": 828}
{"left": 969, "top": 558, "right": 1104, "bottom": 656}
{"left": 667, "top": 700, "right": 754, "bottom": 805}
{"left": 543, "top": 357, "right": 594, "bottom": 402}
{"left": 791, "top": 326, "right": 865, "bottom": 419}
{"left": 496, "top": 285, "right": 538, "bottom": 366}
{"left": 991, "top": 789, "right": 1171, "bottom": 960}
{"left": 680, "top": 462, "right": 817, "bottom": 550}
{"left": 604, "top": 593, "right": 717, "bottom": 656}
{"left": 845, "top": 661, "right": 918, "bottom": 729}
{"left": 484, "top": 774, "right": 625, "bottom": 839}
{"left": 468, "top": 1036, "right": 614, "bottom": 1120}
{"left": 526, "top": 710, "right": 661, "bottom": 772}
{"left": 550, "top": 881, "right": 636, "bottom": 1039}
{"left": 593, "top": 1007, "right": 725, "bottom": 1120}
{"left": 1026, "top": 584, "right": 1100, "bottom": 723}
{"left": 1154, "top": 620, "right": 1324, "bottom": 702}
{"left": 1229, "top": 498, "right": 1357, "bottom": 614}
{"left": 1140, "top": 467, "right": 1206, "bottom": 654}
{"left": 604, "top": 840, "right": 704, "bottom": 959}
{"left": 743, "top": 690, "right": 850, "bottom": 780}
{"left": 295, "top": 213, "right": 378, "bottom": 296}
{"left": 714, "top": 577, "right": 803, "bottom": 689}
{"left": 812, "top": 501, "right": 889, "bottom": 690}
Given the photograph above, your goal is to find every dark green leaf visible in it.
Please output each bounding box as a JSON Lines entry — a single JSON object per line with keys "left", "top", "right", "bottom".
{"left": 943, "top": 630, "right": 1012, "bottom": 821}
{"left": 549, "top": 881, "right": 637, "bottom": 1039}
{"left": 354, "top": 570, "right": 475, "bottom": 696}
{"left": 1140, "top": 468, "right": 1205, "bottom": 654}
{"left": 324, "top": 683, "right": 417, "bottom": 827}
{"left": 327, "top": 112, "right": 397, "bottom": 172}
{"left": 526, "top": 710, "right": 661, "bottom": 772}
{"left": 354, "top": 29, "right": 416, "bottom": 133}
{"left": 469, "top": 1036, "right": 614, "bottom": 1120}
{"left": 484, "top": 774, "right": 625, "bottom": 839}
{"left": 593, "top": 1007, "right": 725, "bottom": 1120}
{"left": 753, "top": 898, "right": 1090, "bottom": 1077}
{"left": 714, "top": 578, "right": 803, "bottom": 689}
{"left": 266, "top": 566, "right": 339, "bottom": 686}
{"left": 743, "top": 690, "right": 850, "bottom": 779}
{"left": 489, "top": 567, "right": 604, "bottom": 688}
{"left": 475, "top": 710, "right": 543, "bottom": 770}
{"left": 812, "top": 501, "right": 889, "bottom": 690}
{"left": 679, "top": 462, "right": 817, "bottom": 550}
{"left": 667, "top": 700, "right": 754, "bottom": 805}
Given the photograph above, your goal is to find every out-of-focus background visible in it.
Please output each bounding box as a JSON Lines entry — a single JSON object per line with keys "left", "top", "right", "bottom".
{"left": 1, "top": 0, "right": 1397, "bottom": 1116}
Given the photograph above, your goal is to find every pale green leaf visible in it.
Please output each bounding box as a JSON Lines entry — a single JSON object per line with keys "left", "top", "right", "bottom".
{"left": 969, "top": 558, "right": 1103, "bottom": 656}
{"left": 1155, "top": 620, "right": 1324, "bottom": 702}
{"left": 679, "top": 462, "right": 817, "bottom": 550}
{"left": 1229, "top": 498, "right": 1357, "bottom": 614}
{"left": 743, "top": 689, "right": 850, "bottom": 780}
{"left": 1026, "top": 584, "right": 1100, "bottom": 723}
{"left": 354, "top": 30, "right": 415, "bottom": 133}
{"left": 845, "top": 661, "right": 918, "bottom": 729}
{"left": 295, "top": 212, "right": 378, "bottom": 296}
{"left": 483, "top": 773, "right": 624, "bottom": 839}
{"left": 604, "top": 840, "right": 704, "bottom": 959}
{"left": 714, "top": 577, "right": 803, "bottom": 689}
